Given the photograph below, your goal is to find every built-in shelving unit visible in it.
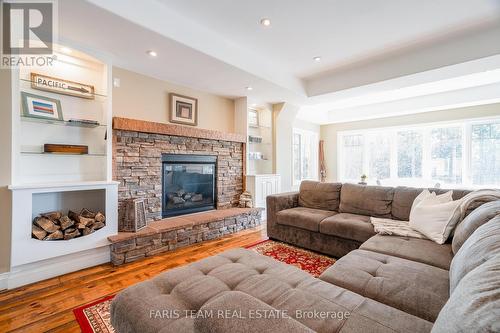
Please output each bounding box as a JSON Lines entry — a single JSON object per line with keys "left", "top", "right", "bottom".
{"left": 247, "top": 108, "right": 274, "bottom": 174}
{"left": 7, "top": 44, "right": 118, "bottom": 289}
{"left": 233, "top": 105, "right": 281, "bottom": 212}
{"left": 13, "top": 48, "right": 110, "bottom": 183}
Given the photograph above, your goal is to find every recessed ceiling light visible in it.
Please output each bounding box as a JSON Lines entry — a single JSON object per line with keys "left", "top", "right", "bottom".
{"left": 260, "top": 18, "right": 271, "bottom": 27}
{"left": 61, "top": 47, "right": 72, "bottom": 54}
{"left": 313, "top": 56, "right": 322, "bottom": 62}
{"left": 147, "top": 50, "right": 158, "bottom": 57}
{"left": 246, "top": 86, "right": 253, "bottom": 91}
{"left": 251, "top": 103, "right": 257, "bottom": 107}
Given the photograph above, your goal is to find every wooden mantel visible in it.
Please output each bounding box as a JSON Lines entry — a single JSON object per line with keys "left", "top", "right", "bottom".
{"left": 112, "top": 117, "right": 246, "bottom": 143}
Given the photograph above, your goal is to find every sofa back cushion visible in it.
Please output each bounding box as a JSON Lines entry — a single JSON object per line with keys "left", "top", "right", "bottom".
{"left": 452, "top": 200, "right": 500, "bottom": 254}
{"left": 298, "top": 181, "right": 342, "bottom": 211}
{"left": 339, "top": 184, "right": 394, "bottom": 218}
{"left": 432, "top": 255, "right": 500, "bottom": 333}
{"left": 449, "top": 215, "right": 500, "bottom": 293}
{"left": 392, "top": 187, "right": 470, "bottom": 221}
{"left": 392, "top": 187, "right": 425, "bottom": 221}
{"left": 430, "top": 188, "right": 471, "bottom": 201}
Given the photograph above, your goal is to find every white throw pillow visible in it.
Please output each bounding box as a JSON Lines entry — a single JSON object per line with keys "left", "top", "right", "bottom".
{"left": 409, "top": 194, "right": 463, "bottom": 244}
{"left": 410, "top": 189, "right": 452, "bottom": 212}
{"left": 411, "top": 189, "right": 434, "bottom": 212}
{"left": 435, "top": 190, "right": 453, "bottom": 203}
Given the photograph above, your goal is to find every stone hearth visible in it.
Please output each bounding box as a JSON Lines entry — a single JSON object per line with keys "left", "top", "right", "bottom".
{"left": 108, "top": 208, "right": 262, "bottom": 265}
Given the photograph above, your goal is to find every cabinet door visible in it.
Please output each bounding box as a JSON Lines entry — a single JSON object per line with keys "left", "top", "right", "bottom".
{"left": 254, "top": 177, "right": 266, "bottom": 208}
{"left": 272, "top": 176, "right": 281, "bottom": 194}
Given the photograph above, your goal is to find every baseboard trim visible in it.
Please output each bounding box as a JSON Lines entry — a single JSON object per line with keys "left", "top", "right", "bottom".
{"left": 0, "top": 272, "right": 9, "bottom": 291}
{"left": 7, "top": 246, "right": 110, "bottom": 289}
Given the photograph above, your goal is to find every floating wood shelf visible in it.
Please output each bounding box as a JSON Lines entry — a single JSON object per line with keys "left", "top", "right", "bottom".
{"left": 112, "top": 117, "right": 247, "bottom": 143}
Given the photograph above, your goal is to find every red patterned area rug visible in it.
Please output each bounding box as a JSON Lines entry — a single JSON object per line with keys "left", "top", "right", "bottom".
{"left": 247, "top": 239, "right": 336, "bottom": 277}
{"left": 73, "top": 295, "right": 115, "bottom": 333}
{"left": 73, "top": 240, "right": 335, "bottom": 332}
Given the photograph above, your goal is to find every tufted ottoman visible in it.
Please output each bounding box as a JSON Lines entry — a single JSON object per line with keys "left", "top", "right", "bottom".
{"left": 110, "top": 248, "right": 432, "bottom": 333}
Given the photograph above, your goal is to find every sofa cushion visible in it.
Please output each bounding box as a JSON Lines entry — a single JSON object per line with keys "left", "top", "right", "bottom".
{"left": 449, "top": 215, "right": 500, "bottom": 293}
{"left": 320, "top": 249, "right": 449, "bottom": 322}
{"left": 319, "top": 213, "right": 375, "bottom": 243}
{"left": 452, "top": 200, "right": 500, "bottom": 254}
{"left": 360, "top": 234, "right": 453, "bottom": 270}
{"left": 298, "top": 181, "right": 342, "bottom": 211}
{"left": 112, "top": 248, "right": 433, "bottom": 333}
{"left": 276, "top": 207, "right": 336, "bottom": 232}
{"left": 392, "top": 187, "right": 425, "bottom": 220}
{"left": 197, "top": 291, "right": 314, "bottom": 333}
{"left": 339, "top": 184, "right": 394, "bottom": 218}
{"left": 391, "top": 187, "right": 471, "bottom": 221}
{"left": 431, "top": 188, "right": 471, "bottom": 201}
{"left": 432, "top": 255, "right": 500, "bottom": 333}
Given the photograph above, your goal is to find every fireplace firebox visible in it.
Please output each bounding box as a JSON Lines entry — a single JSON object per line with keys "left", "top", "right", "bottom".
{"left": 162, "top": 154, "right": 216, "bottom": 217}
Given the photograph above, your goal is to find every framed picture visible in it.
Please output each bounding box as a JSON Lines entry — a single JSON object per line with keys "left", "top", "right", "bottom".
{"left": 248, "top": 108, "right": 259, "bottom": 127}
{"left": 21, "top": 92, "right": 64, "bottom": 121}
{"left": 169, "top": 93, "right": 198, "bottom": 126}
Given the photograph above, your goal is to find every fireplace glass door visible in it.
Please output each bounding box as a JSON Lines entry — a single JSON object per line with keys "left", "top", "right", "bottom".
{"left": 162, "top": 154, "right": 216, "bottom": 217}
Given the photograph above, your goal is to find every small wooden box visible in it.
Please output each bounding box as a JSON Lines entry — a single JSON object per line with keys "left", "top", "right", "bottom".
{"left": 44, "top": 144, "right": 89, "bottom": 154}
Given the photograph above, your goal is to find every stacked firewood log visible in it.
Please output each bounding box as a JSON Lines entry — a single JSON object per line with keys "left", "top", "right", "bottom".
{"left": 32, "top": 209, "right": 106, "bottom": 241}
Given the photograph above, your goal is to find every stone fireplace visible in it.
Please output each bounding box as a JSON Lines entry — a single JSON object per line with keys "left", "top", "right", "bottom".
{"left": 113, "top": 118, "right": 245, "bottom": 224}
{"left": 109, "top": 118, "right": 263, "bottom": 265}
{"left": 162, "top": 154, "right": 216, "bottom": 217}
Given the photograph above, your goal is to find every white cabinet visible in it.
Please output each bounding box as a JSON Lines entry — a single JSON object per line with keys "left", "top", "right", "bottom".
{"left": 246, "top": 174, "right": 281, "bottom": 212}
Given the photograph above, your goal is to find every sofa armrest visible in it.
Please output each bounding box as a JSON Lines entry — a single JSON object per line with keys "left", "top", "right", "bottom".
{"left": 266, "top": 192, "right": 299, "bottom": 235}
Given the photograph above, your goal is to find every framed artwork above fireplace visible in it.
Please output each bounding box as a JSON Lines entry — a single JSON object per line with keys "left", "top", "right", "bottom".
{"left": 169, "top": 93, "right": 198, "bottom": 126}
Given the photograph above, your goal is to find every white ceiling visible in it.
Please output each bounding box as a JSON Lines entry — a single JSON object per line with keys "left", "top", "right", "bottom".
{"left": 161, "top": 0, "right": 500, "bottom": 79}
{"left": 58, "top": 0, "right": 500, "bottom": 124}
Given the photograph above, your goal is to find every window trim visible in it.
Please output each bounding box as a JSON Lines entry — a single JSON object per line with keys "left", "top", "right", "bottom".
{"left": 337, "top": 115, "right": 500, "bottom": 189}
{"left": 292, "top": 128, "right": 319, "bottom": 186}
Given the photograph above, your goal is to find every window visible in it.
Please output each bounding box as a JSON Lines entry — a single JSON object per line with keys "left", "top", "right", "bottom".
{"left": 367, "top": 133, "right": 391, "bottom": 180}
{"left": 338, "top": 117, "right": 500, "bottom": 187}
{"left": 397, "top": 130, "right": 423, "bottom": 178}
{"left": 430, "top": 127, "right": 462, "bottom": 184}
{"left": 341, "top": 134, "right": 363, "bottom": 181}
{"left": 471, "top": 121, "right": 500, "bottom": 185}
{"left": 293, "top": 128, "right": 319, "bottom": 185}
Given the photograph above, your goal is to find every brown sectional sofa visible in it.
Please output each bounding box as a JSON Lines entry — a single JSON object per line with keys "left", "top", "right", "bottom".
{"left": 266, "top": 181, "right": 500, "bottom": 330}
{"left": 110, "top": 181, "right": 500, "bottom": 332}
{"left": 267, "top": 181, "right": 471, "bottom": 259}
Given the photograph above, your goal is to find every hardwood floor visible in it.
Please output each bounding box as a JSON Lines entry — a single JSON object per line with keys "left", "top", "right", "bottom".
{"left": 0, "top": 225, "right": 267, "bottom": 332}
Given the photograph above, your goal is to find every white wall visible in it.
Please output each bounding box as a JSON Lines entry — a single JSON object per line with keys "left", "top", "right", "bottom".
{"left": 274, "top": 103, "right": 320, "bottom": 192}
{"left": 320, "top": 103, "right": 500, "bottom": 182}
{"left": 274, "top": 103, "right": 298, "bottom": 192}
{"left": 0, "top": 69, "right": 12, "bottom": 274}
